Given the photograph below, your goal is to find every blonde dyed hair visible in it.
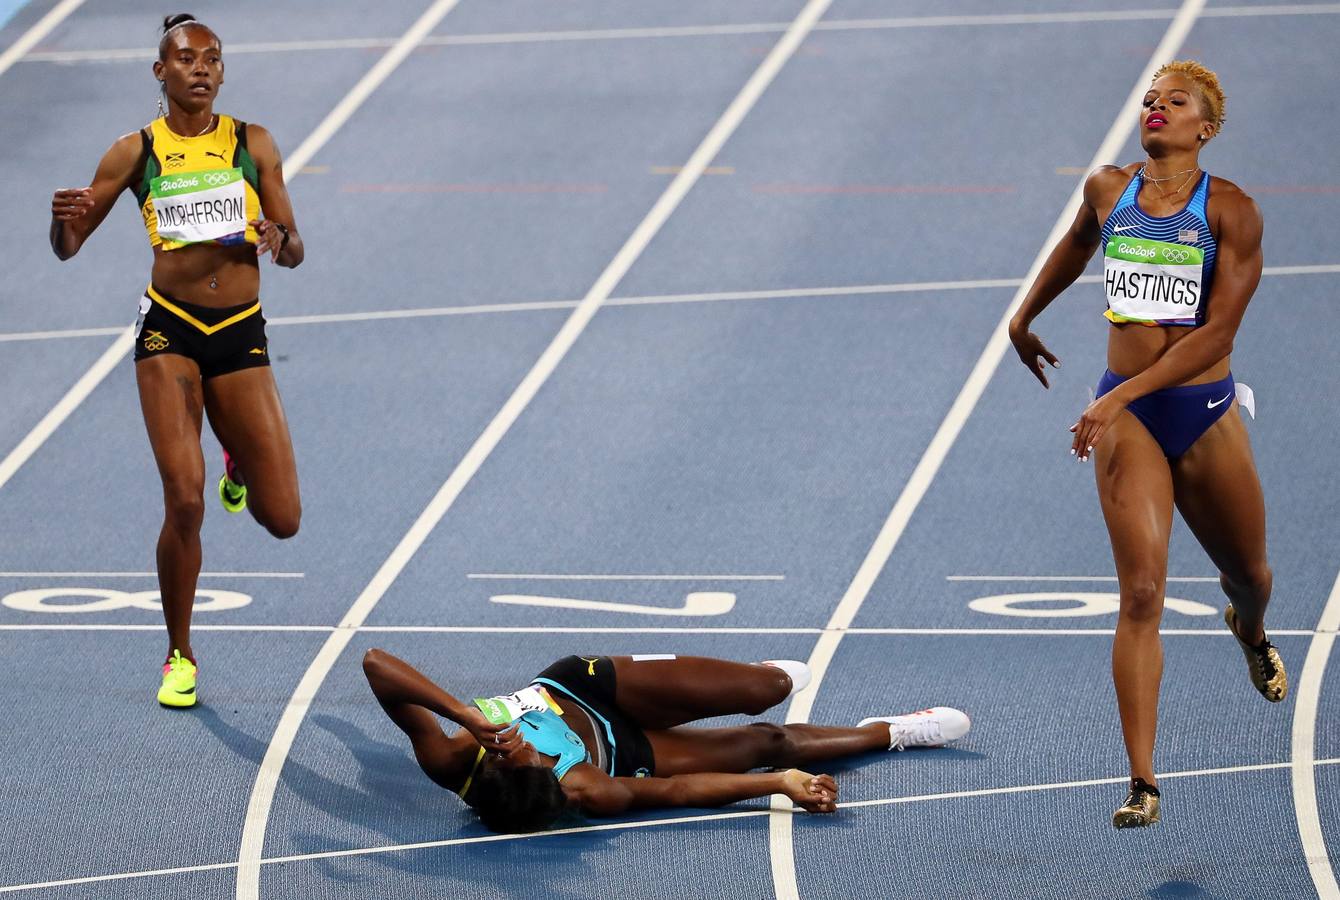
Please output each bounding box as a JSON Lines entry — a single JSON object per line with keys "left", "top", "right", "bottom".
{"left": 1152, "top": 60, "right": 1226, "bottom": 136}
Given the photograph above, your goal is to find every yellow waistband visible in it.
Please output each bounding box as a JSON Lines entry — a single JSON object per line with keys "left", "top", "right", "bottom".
{"left": 457, "top": 746, "right": 486, "bottom": 798}
{"left": 146, "top": 284, "right": 261, "bottom": 335}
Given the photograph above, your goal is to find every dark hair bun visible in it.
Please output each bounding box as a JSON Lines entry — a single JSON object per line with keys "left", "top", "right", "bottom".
{"left": 162, "top": 13, "right": 197, "bottom": 32}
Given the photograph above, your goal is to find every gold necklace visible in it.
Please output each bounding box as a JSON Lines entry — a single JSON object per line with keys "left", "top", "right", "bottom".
{"left": 166, "top": 114, "right": 215, "bottom": 138}
{"left": 1140, "top": 164, "right": 1197, "bottom": 184}
{"left": 1153, "top": 168, "right": 1199, "bottom": 200}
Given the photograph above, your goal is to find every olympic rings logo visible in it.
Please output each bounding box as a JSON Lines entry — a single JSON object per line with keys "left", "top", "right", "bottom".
{"left": 1, "top": 588, "right": 252, "bottom": 614}
{"left": 1161, "top": 247, "right": 1191, "bottom": 263}
{"left": 202, "top": 172, "right": 234, "bottom": 187}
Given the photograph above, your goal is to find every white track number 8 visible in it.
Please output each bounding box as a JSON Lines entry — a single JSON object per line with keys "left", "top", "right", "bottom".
{"left": 2, "top": 588, "right": 252, "bottom": 614}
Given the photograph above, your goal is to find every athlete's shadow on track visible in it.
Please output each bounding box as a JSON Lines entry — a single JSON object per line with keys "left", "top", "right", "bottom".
{"left": 195, "top": 707, "right": 622, "bottom": 892}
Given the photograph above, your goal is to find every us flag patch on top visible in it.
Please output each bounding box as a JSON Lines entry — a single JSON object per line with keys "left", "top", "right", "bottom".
{"left": 1178, "top": 228, "right": 1199, "bottom": 243}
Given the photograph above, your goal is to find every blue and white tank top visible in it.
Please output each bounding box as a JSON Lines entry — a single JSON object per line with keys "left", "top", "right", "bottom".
{"left": 1100, "top": 169, "right": 1217, "bottom": 327}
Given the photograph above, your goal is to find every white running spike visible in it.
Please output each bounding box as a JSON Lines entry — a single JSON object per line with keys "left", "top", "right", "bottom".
{"left": 858, "top": 707, "right": 971, "bottom": 750}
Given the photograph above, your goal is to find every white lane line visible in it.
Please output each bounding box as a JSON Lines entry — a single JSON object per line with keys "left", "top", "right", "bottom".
{"left": 233, "top": 6, "right": 469, "bottom": 896}
{"left": 6, "top": 755, "right": 1336, "bottom": 896}
{"left": 948, "top": 575, "right": 1221, "bottom": 582}
{"left": 467, "top": 573, "right": 784, "bottom": 581}
{"left": 0, "top": 326, "right": 124, "bottom": 342}
{"left": 277, "top": 0, "right": 459, "bottom": 179}
{"left": 0, "top": 624, "right": 1322, "bottom": 636}
{"left": 21, "top": 4, "right": 1340, "bottom": 64}
{"left": 6, "top": 262, "right": 1336, "bottom": 345}
{"left": 234, "top": 2, "right": 835, "bottom": 896}
{"left": 766, "top": 2, "right": 1208, "bottom": 896}
{"left": 0, "top": 624, "right": 334, "bottom": 632}
{"left": 0, "top": 571, "right": 303, "bottom": 578}
{"left": 840, "top": 756, "right": 1340, "bottom": 812}
{"left": 1292, "top": 568, "right": 1340, "bottom": 899}
{"left": 0, "top": 327, "right": 134, "bottom": 493}
{"left": 0, "top": 0, "right": 83, "bottom": 77}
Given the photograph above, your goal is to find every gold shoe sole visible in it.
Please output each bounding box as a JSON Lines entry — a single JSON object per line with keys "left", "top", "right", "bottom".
{"left": 1225, "top": 606, "right": 1288, "bottom": 702}
{"left": 1112, "top": 809, "right": 1160, "bottom": 828}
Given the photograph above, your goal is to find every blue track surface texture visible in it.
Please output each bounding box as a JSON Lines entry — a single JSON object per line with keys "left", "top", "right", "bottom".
{"left": 1, "top": 1, "right": 1338, "bottom": 898}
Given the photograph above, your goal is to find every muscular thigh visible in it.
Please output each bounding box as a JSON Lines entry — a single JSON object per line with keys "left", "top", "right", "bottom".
{"left": 202, "top": 366, "right": 298, "bottom": 501}
{"left": 1171, "top": 407, "right": 1267, "bottom": 576}
{"left": 1093, "top": 411, "right": 1175, "bottom": 582}
{"left": 136, "top": 355, "right": 205, "bottom": 485}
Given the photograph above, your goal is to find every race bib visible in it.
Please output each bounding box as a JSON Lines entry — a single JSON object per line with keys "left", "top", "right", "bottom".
{"left": 150, "top": 168, "right": 248, "bottom": 246}
{"left": 1103, "top": 236, "right": 1203, "bottom": 325}
{"left": 473, "top": 686, "right": 563, "bottom": 725}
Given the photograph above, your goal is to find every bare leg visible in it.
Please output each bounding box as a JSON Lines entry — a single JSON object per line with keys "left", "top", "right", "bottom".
{"left": 203, "top": 366, "right": 301, "bottom": 538}
{"left": 1094, "top": 412, "right": 1175, "bottom": 787}
{"left": 1171, "top": 408, "right": 1272, "bottom": 644}
{"left": 646, "top": 722, "right": 891, "bottom": 777}
{"left": 136, "top": 356, "right": 206, "bottom": 662}
{"left": 609, "top": 656, "right": 793, "bottom": 730}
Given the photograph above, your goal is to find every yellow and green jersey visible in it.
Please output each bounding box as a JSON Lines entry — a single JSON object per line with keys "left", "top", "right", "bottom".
{"left": 135, "top": 115, "right": 261, "bottom": 251}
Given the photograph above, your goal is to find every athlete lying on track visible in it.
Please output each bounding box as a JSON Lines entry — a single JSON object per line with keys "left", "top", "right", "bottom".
{"left": 363, "top": 649, "right": 970, "bottom": 833}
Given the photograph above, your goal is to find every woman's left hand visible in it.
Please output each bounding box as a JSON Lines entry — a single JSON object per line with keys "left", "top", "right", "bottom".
{"left": 780, "top": 769, "right": 838, "bottom": 814}
{"left": 251, "top": 218, "right": 287, "bottom": 263}
{"left": 1069, "top": 392, "right": 1126, "bottom": 461}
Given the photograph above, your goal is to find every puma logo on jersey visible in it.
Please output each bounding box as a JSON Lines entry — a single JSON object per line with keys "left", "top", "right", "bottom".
{"left": 204, "top": 150, "right": 227, "bottom": 162}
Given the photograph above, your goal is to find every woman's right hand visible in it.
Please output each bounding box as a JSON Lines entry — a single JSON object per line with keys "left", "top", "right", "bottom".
{"left": 781, "top": 769, "right": 838, "bottom": 813}
{"left": 459, "top": 707, "right": 526, "bottom": 757}
{"left": 1008, "top": 321, "right": 1060, "bottom": 389}
{"left": 51, "top": 187, "right": 95, "bottom": 221}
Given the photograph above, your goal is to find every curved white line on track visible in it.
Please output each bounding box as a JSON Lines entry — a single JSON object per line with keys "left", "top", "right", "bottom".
{"left": 766, "top": 1, "right": 1208, "bottom": 896}
{"left": 234, "top": 2, "right": 835, "bottom": 897}
{"left": 8, "top": 755, "right": 1337, "bottom": 896}
{"left": 0, "top": 0, "right": 84, "bottom": 77}
{"left": 1292, "top": 569, "right": 1340, "bottom": 899}
{"left": 232, "top": 1, "right": 470, "bottom": 896}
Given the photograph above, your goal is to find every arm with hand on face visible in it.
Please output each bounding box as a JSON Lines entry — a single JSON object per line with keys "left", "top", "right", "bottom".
{"left": 1067, "top": 187, "right": 1262, "bottom": 457}
{"left": 244, "top": 124, "right": 304, "bottom": 268}
{"left": 49, "top": 132, "right": 144, "bottom": 260}
{"left": 560, "top": 763, "right": 839, "bottom": 817}
{"left": 362, "top": 648, "right": 527, "bottom": 789}
{"left": 1008, "top": 167, "right": 1119, "bottom": 388}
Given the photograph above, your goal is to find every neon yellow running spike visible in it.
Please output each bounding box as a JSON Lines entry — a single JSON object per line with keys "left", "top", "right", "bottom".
{"left": 158, "top": 650, "right": 198, "bottom": 708}
{"left": 218, "top": 472, "right": 247, "bottom": 513}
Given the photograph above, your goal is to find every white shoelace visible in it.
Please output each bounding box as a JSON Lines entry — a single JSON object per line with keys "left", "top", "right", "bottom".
{"left": 888, "top": 717, "right": 942, "bottom": 751}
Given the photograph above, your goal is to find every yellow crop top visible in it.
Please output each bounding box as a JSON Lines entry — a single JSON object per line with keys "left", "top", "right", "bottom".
{"left": 135, "top": 115, "right": 261, "bottom": 250}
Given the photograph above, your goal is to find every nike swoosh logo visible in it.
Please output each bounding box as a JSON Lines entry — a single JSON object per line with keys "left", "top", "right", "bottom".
{"left": 1113, "top": 224, "right": 1139, "bottom": 232}
{"left": 1207, "top": 394, "right": 1232, "bottom": 409}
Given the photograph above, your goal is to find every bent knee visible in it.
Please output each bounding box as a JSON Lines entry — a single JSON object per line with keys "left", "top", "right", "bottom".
{"left": 1119, "top": 579, "right": 1164, "bottom": 624}
{"left": 743, "top": 667, "right": 792, "bottom": 716}
{"left": 258, "top": 503, "right": 301, "bottom": 540}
